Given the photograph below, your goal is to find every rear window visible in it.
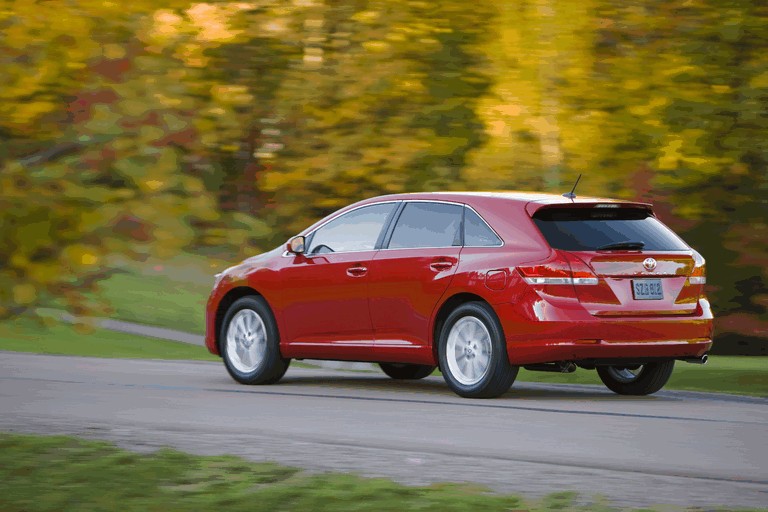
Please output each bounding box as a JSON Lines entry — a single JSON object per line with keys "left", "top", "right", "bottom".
{"left": 464, "top": 207, "right": 502, "bottom": 247}
{"left": 532, "top": 207, "right": 689, "bottom": 251}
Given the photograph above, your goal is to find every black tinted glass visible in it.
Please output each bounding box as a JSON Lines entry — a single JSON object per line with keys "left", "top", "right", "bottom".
{"left": 533, "top": 208, "right": 688, "bottom": 251}
{"left": 389, "top": 202, "right": 462, "bottom": 249}
{"left": 308, "top": 203, "right": 395, "bottom": 253}
{"left": 464, "top": 207, "right": 502, "bottom": 246}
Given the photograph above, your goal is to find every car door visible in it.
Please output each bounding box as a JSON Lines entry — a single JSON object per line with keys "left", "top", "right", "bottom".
{"left": 368, "top": 201, "right": 463, "bottom": 362}
{"left": 278, "top": 202, "right": 398, "bottom": 360}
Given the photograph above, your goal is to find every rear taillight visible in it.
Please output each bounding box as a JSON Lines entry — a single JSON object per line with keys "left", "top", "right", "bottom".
{"left": 675, "top": 252, "right": 706, "bottom": 305}
{"left": 689, "top": 253, "right": 706, "bottom": 285}
{"left": 518, "top": 251, "right": 598, "bottom": 286}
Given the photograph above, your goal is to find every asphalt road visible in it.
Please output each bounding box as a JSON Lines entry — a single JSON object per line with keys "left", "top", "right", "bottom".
{"left": 1, "top": 351, "right": 766, "bottom": 509}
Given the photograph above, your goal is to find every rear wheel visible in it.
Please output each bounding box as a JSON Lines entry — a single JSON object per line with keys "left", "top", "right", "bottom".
{"left": 438, "top": 302, "right": 518, "bottom": 398}
{"left": 220, "top": 296, "right": 290, "bottom": 385}
{"left": 596, "top": 360, "right": 674, "bottom": 396}
{"left": 379, "top": 363, "right": 435, "bottom": 380}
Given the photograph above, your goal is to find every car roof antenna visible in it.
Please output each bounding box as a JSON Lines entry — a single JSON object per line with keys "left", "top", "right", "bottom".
{"left": 562, "top": 174, "right": 582, "bottom": 201}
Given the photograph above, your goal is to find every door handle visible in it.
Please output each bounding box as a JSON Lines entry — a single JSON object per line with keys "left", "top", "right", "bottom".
{"left": 346, "top": 265, "right": 368, "bottom": 277}
{"left": 429, "top": 261, "right": 454, "bottom": 272}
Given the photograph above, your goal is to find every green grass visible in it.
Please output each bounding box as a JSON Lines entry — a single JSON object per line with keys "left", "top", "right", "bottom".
{"left": 93, "top": 269, "right": 210, "bottom": 334}
{"left": 515, "top": 356, "right": 768, "bottom": 397}
{"left": 93, "top": 253, "right": 222, "bottom": 334}
{"left": 0, "top": 432, "right": 741, "bottom": 512}
{"left": 0, "top": 316, "right": 216, "bottom": 361}
{"left": 44, "top": 252, "right": 224, "bottom": 334}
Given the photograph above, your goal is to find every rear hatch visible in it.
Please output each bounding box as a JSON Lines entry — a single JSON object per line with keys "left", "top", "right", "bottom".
{"left": 529, "top": 204, "right": 706, "bottom": 316}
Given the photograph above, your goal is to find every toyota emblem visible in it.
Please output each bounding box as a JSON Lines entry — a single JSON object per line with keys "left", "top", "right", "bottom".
{"left": 643, "top": 258, "right": 657, "bottom": 272}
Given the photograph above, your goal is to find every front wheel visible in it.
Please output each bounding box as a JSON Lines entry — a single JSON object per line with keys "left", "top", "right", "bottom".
{"left": 596, "top": 360, "right": 674, "bottom": 396}
{"left": 379, "top": 363, "right": 436, "bottom": 380}
{"left": 438, "top": 302, "right": 518, "bottom": 398}
{"left": 220, "top": 296, "right": 290, "bottom": 385}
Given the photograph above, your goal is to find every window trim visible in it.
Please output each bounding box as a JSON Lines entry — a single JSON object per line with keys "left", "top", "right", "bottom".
{"left": 382, "top": 200, "right": 464, "bottom": 250}
{"left": 282, "top": 200, "right": 401, "bottom": 257}
{"left": 282, "top": 199, "right": 504, "bottom": 256}
{"left": 381, "top": 200, "right": 504, "bottom": 251}
{"left": 377, "top": 201, "right": 406, "bottom": 250}
{"left": 463, "top": 205, "right": 504, "bottom": 248}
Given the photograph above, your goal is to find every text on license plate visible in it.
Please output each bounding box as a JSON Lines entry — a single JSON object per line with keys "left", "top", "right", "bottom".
{"left": 632, "top": 279, "right": 663, "bottom": 300}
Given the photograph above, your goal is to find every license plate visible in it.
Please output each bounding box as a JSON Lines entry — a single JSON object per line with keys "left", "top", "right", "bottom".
{"left": 632, "top": 279, "right": 663, "bottom": 300}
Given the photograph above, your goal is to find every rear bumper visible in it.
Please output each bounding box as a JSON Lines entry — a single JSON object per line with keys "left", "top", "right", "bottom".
{"left": 495, "top": 298, "right": 714, "bottom": 365}
{"left": 506, "top": 338, "right": 712, "bottom": 365}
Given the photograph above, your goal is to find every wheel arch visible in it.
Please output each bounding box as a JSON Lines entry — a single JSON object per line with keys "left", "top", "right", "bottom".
{"left": 431, "top": 292, "right": 493, "bottom": 362}
{"left": 215, "top": 286, "right": 263, "bottom": 352}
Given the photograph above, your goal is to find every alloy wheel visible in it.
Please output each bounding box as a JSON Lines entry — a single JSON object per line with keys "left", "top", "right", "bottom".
{"left": 225, "top": 309, "right": 267, "bottom": 373}
{"left": 445, "top": 316, "right": 493, "bottom": 386}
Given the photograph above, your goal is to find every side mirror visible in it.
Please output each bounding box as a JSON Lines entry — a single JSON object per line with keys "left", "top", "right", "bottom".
{"left": 287, "top": 235, "right": 306, "bottom": 255}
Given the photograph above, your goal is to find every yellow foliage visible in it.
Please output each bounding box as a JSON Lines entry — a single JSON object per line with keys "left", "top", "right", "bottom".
{"left": 12, "top": 284, "right": 37, "bottom": 306}
{"left": 62, "top": 245, "right": 101, "bottom": 269}
{"left": 143, "top": 180, "right": 166, "bottom": 192}
{"left": 10, "top": 253, "right": 29, "bottom": 269}
{"left": 350, "top": 10, "right": 379, "bottom": 23}
{"left": 102, "top": 44, "right": 126, "bottom": 59}
{"left": 147, "top": 9, "right": 184, "bottom": 44}
{"left": 749, "top": 71, "right": 768, "bottom": 89}
{"left": 186, "top": 2, "right": 246, "bottom": 43}
{"left": 81, "top": 253, "right": 99, "bottom": 266}
{"left": 623, "top": 79, "right": 644, "bottom": 91}
{"left": 362, "top": 41, "right": 390, "bottom": 52}
{"left": 657, "top": 139, "right": 684, "bottom": 170}
{"left": 210, "top": 84, "right": 253, "bottom": 106}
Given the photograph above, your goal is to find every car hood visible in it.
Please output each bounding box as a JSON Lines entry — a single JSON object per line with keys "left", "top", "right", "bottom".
{"left": 219, "top": 246, "right": 282, "bottom": 281}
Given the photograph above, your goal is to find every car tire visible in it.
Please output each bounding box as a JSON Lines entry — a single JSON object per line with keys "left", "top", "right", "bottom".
{"left": 438, "top": 302, "right": 518, "bottom": 398}
{"left": 596, "top": 360, "right": 674, "bottom": 396}
{"left": 379, "top": 363, "right": 436, "bottom": 380}
{"left": 220, "top": 296, "right": 290, "bottom": 385}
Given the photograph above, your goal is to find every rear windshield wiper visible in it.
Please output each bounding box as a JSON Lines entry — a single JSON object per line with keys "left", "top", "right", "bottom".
{"left": 597, "top": 241, "right": 645, "bottom": 251}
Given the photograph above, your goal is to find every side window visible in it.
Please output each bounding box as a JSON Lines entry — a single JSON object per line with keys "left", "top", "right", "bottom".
{"left": 464, "top": 207, "right": 502, "bottom": 246}
{"left": 307, "top": 203, "right": 396, "bottom": 254}
{"left": 388, "top": 202, "right": 463, "bottom": 249}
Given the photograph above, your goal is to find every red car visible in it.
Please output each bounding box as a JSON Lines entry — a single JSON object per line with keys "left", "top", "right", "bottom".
{"left": 205, "top": 192, "right": 713, "bottom": 398}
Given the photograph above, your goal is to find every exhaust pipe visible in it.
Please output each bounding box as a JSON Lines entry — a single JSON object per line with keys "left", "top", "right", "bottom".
{"left": 680, "top": 354, "right": 708, "bottom": 365}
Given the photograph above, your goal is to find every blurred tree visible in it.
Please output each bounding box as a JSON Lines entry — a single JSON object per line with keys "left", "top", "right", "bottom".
{"left": 0, "top": 0, "right": 765, "bottom": 352}
{"left": 464, "top": 0, "right": 766, "bottom": 350}
{"left": 464, "top": 1, "right": 616, "bottom": 194}
{"left": 1, "top": 1, "right": 232, "bottom": 315}
{"left": 258, "top": 0, "right": 494, "bottom": 239}
{"left": 590, "top": 0, "right": 768, "bottom": 348}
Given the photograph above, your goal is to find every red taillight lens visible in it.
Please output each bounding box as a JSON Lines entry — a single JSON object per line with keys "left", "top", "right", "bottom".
{"left": 689, "top": 253, "right": 706, "bottom": 285}
{"left": 518, "top": 251, "right": 598, "bottom": 286}
{"left": 676, "top": 253, "right": 706, "bottom": 305}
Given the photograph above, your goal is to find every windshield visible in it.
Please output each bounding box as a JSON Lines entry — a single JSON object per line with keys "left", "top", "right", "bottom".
{"left": 532, "top": 207, "right": 689, "bottom": 251}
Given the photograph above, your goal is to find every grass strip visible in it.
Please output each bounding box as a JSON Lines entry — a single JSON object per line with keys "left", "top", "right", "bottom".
{"left": 0, "top": 317, "right": 216, "bottom": 361}
{"left": 43, "top": 253, "right": 222, "bottom": 335}
{"left": 515, "top": 356, "right": 767, "bottom": 397}
{"left": 91, "top": 269, "right": 209, "bottom": 334}
{"left": 1, "top": 314, "right": 765, "bottom": 396}
{"left": 0, "top": 432, "right": 729, "bottom": 512}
